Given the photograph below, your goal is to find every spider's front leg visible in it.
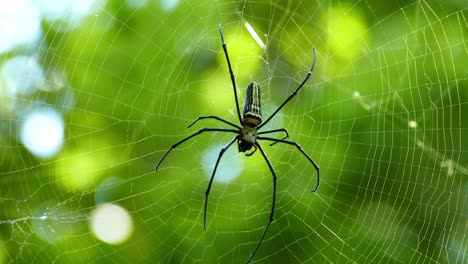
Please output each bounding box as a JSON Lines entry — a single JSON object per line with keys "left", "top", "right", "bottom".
{"left": 187, "top": 115, "right": 240, "bottom": 129}
{"left": 155, "top": 128, "right": 238, "bottom": 172}
{"left": 245, "top": 144, "right": 257, "bottom": 156}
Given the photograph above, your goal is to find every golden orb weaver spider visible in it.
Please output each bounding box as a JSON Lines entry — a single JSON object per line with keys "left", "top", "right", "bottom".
{"left": 155, "top": 24, "right": 319, "bottom": 263}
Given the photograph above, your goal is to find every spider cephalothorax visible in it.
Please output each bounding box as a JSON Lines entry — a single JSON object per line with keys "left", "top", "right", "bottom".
{"left": 239, "top": 125, "right": 257, "bottom": 154}
{"left": 155, "top": 24, "right": 320, "bottom": 264}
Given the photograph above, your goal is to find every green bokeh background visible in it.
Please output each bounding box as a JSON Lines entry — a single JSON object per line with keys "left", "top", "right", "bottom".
{"left": 1, "top": 0, "right": 467, "bottom": 263}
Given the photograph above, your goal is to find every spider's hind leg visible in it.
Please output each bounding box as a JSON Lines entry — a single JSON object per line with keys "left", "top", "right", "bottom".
{"left": 203, "top": 136, "right": 238, "bottom": 230}
{"left": 245, "top": 142, "right": 277, "bottom": 263}
{"left": 257, "top": 136, "right": 320, "bottom": 192}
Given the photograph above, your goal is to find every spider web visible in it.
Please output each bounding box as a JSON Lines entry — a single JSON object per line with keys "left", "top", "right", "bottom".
{"left": 0, "top": 0, "right": 467, "bottom": 263}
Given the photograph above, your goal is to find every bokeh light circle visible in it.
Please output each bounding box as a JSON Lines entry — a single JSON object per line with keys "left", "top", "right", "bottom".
{"left": 202, "top": 144, "right": 243, "bottom": 183}
{"left": 20, "top": 107, "right": 64, "bottom": 159}
{"left": 1, "top": 56, "right": 44, "bottom": 96}
{"left": 0, "top": 0, "right": 41, "bottom": 54}
{"left": 90, "top": 203, "right": 133, "bottom": 245}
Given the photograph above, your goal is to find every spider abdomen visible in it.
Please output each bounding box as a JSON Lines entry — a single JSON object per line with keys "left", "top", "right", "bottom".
{"left": 242, "top": 82, "right": 262, "bottom": 127}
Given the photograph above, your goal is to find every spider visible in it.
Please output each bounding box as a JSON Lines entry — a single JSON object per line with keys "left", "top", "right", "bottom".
{"left": 155, "top": 24, "right": 319, "bottom": 263}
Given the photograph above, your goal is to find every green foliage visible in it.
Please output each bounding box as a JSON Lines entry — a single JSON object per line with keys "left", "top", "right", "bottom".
{"left": 0, "top": 0, "right": 466, "bottom": 263}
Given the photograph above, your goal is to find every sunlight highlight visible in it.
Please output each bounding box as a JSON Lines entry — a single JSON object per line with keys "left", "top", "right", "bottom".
{"left": 216, "top": 26, "right": 263, "bottom": 80}
{"left": 353, "top": 91, "right": 372, "bottom": 111}
{"left": 56, "top": 149, "right": 103, "bottom": 191}
{"left": 0, "top": 0, "right": 41, "bottom": 54}
{"left": 161, "top": 0, "right": 179, "bottom": 11}
{"left": 202, "top": 144, "right": 243, "bottom": 183}
{"left": 20, "top": 107, "right": 64, "bottom": 159}
{"left": 408, "top": 120, "right": 418, "bottom": 128}
{"left": 322, "top": 5, "right": 368, "bottom": 61}
{"left": 35, "top": 0, "right": 108, "bottom": 31}
{"left": 244, "top": 21, "right": 266, "bottom": 50}
{"left": 90, "top": 203, "right": 133, "bottom": 245}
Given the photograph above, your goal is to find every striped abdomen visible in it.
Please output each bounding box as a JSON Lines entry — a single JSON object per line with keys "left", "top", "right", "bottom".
{"left": 242, "top": 82, "right": 262, "bottom": 127}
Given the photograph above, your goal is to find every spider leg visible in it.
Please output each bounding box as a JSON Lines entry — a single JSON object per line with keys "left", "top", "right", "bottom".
{"left": 246, "top": 142, "right": 277, "bottom": 264}
{"left": 218, "top": 24, "right": 244, "bottom": 126}
{"left": 187, "top": 115, "right": 241, "bottom": 129}
{"left": 258, "top": 128, "right": 289, "bottom": 146}
{"left": 204, "top": 136, "right": 238, "bottom": 230}
{"left": 245, "top": 144, "right": 257, "bottom": 156}
{"left": 155, "top": 128, "right": 238, "bottom": 172}
{"left": 257, "top": 136, "right": 320, "bottom": 192}
{"left": 258, "top": 48, "right": 317, "bottom": 130}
